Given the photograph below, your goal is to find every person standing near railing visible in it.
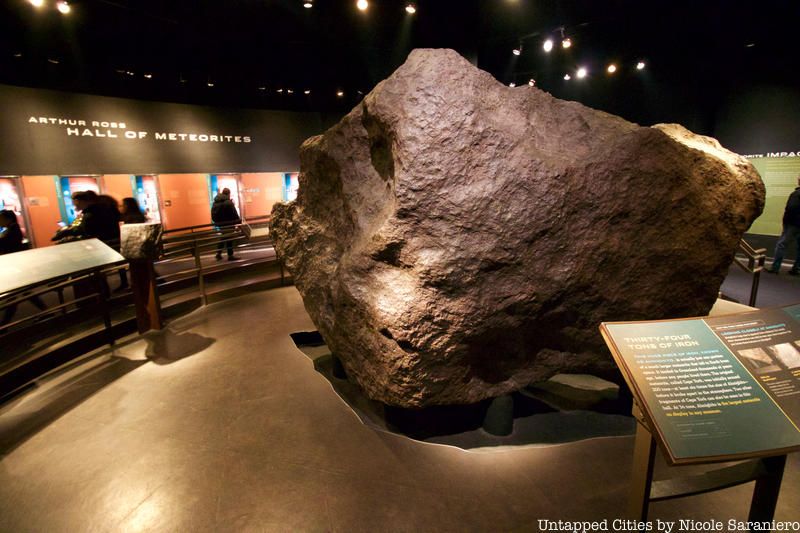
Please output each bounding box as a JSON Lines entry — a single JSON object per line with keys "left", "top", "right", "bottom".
{"left": 211, "top": 188, "right": 241, "bottom": 261}
{"left": 52, "top": 191, "right": 121, "bottom": 246}
{"left": 767, "top": 175, "right": 800, "bottom": 276}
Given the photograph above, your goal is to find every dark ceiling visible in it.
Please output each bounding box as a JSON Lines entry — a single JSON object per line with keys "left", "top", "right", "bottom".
{"left": 1, "top": 0, "right": 797, "bottom": 127}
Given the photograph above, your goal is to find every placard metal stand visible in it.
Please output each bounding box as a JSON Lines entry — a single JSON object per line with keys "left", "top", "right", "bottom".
{"left": 627, "top": 403, "right": 787, "bottom": 523}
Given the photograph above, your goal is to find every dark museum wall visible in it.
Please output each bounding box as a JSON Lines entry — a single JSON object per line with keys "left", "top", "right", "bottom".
{"left": 0, "top": 84, "right": 325, "bottom": 175}
{"left": 713, "top": 84, "right": 800, "bottom": 156}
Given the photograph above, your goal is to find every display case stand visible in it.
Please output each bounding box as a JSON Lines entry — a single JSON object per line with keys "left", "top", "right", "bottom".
{"left": 627, "top": 403, "right": 787, "bottom": 522}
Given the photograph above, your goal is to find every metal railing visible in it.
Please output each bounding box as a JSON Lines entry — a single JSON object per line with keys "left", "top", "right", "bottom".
{"left": 156, "top": 216, "right": 283, "bottom": 305}
{"left": 1, "top": 216, "right": 286, "bottom": 399}
{"left": 732, "top": 239, "right": 767, "bottom": 307}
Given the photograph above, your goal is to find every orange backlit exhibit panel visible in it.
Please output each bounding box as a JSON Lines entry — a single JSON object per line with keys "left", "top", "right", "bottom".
{"left": 158, "top": 173, "right": 212, "bottom": 229}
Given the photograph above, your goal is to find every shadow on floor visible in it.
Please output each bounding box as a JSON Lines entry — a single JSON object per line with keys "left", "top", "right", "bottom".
{"left": 0, "top": 353, "right": 146, "bottom": 457}
{"left": 290, "top": 331, "right": 635, "bottom": 450}
{"left": 143, "top": 329, "right": 215, "bottom": 364}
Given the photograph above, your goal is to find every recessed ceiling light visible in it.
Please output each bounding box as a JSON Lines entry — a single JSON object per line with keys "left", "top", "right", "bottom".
{"left": 636, "top": 61, "right": 646, "bottom": 70}
{"left": 607, "top": 64, "right": 617, "bottom": 74}
{"left": 561, "top": 37, "right": 571, "bottom": 49}
{"left": 357, "top": 0, "right": 368, "bottom": 11}
{"left": 303, "top": 1, "right": 313, "bottom": 8}
{"left": 576, "top": 67, "right": 587, "bottom": 79}
{"left": 29, "top": 0, "right": 44, "bottom": 7}
{"left": 405, "top": 3, "right": 416, "bottom": 14}
{"left": 563, "top": 73, "right": 571, "bottom": 81}
{"left": 543, "top": 39, "right": 553, "bottom": 53}
{"left": 56, "top": 1, "right": 70, "bottom": 14}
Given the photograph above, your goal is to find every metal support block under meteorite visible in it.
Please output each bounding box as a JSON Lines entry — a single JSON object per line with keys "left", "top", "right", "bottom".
{"left": 270, "top": 48, "right": 764, "bottom": 408}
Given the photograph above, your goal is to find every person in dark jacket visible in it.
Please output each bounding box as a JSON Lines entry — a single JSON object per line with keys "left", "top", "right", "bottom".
{"left": 211, "top": 188, "right": 241, "bottom": 260}
{"left": 52, "top": 190, "right": 121, "bottom": 246}
{"left": 767, "top": 176, "right": 800, "bottom": 275}
{"left": 1, "top": 210, "right": 47, "bottom": 326}
{"left": 0, "top": 209, "right": 25, "bottom": 254}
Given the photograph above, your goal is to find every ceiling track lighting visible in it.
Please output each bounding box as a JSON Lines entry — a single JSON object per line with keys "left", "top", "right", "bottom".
{"left": 557, "top": 27, "right": 570, "bottom": 49}
{"left": 405, "top": 3, "right": 416, "bottom": 14}
{"left": 304, "top": 89, "right": 311, "bottom": 95}
{"left": 563, "top": 74, "right": 571, "bottom": 81}
{"left": 56, "top": 0, "right": 70, "bottom": 14}
{"left": 636, "top": 61, "right": 646, "bottom": 70}
{"left": 512, "top": 44, "right": 522, "bottom": 56}
{"left": 143, "top": 73, "right": 153, "bottom": 79}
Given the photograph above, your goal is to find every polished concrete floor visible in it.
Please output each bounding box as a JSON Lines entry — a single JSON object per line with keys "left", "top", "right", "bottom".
{"left": 0, "top": 287, "right": 798, "bottom": 532}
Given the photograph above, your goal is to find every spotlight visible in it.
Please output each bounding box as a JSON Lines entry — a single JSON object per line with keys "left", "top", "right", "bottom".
{"left": 576, "top": 67, "right": 587, "bottom": 79}
{"left": 304, "top": 89, "right": 311, "bottom": 95}
{"left": 543, "top": 39, "right": 553, "bottom": 52}
{"left": 144, "top": 73, "right": 153, "bottom": 79}
{"left": 258, "top": 86, "right": 266, "bottom": 91}
{"left": 606, "top": 64, "right": 617, "bottom": 74}
{"left": 28, "top": 0, "right": 44, "bottom": 7}
{"left": 561, "top": 37, "right": 571, "bottom": 49}
{"left": 512, "top": 47, "right": 521, "bottom": 56}
{"left": 56, "top": 0, "right": 70, "bottom": 14}
{"left": 337, "top": 90, "right": 344, "bottom": 97}
{"left": 528, "top": 79, "right": 535, "bottom": 87}
{"left": 509, "top": 82, "right": 516, "bottom": 87}
{"left": 207, "top": 82, "right": 215, "bottom": 87}
{"left": 287, "top": 89, "right": 294, "bottom": 94}
{"left": 277, "top": 88, "right": 284, "bottom": 93}
{"left": 303, "top": 1, "right": 312, "bottom": 8}
{"left": 405, "top": 3, "right": 416, "bottom": 14}
{"left": 563, "top": 74, "right": 571, "bottom": 81}
{"left": 636, "top": 61, "right": 646, "bottom": 70}
{"left": 47, "top": 58, "right": 60, "bottom": 64}
{"left": 356, "top": 0, "right": 368, "bottom": 11}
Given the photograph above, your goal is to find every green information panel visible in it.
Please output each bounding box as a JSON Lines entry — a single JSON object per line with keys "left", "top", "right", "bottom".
{"left": 0, "top": 239, "right": 124, "bottom": 295}
{"left": 602, "top": 306, "right": 800, "bottom": 465}
{"left": 747, "top": 156, "right": 800, "bottom": 236}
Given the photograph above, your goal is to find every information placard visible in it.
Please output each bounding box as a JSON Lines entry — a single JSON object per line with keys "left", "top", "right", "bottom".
{"left": 601, "top": 305, "right": 800, "bottom": 465}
